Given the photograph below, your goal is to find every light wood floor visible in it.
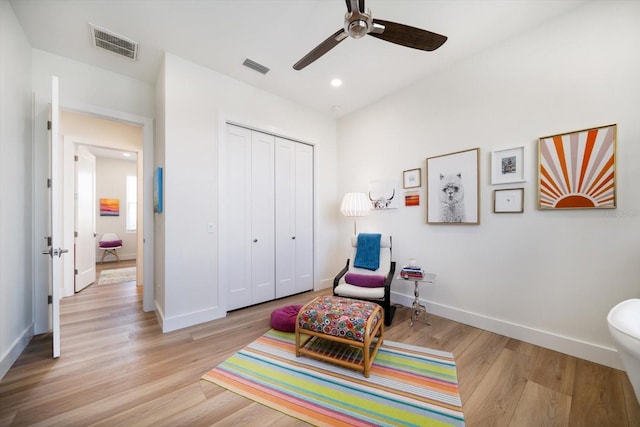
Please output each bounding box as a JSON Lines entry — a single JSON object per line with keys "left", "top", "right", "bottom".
{"left": 1, "top": 274, "right": 638, "bottom": 426}
{"left": 95, "top": 259, "right": 137, "bottom": 277}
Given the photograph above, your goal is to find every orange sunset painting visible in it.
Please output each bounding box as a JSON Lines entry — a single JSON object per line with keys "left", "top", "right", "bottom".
{"left": 100, "top": 198, "right": 120, "bottom": 216}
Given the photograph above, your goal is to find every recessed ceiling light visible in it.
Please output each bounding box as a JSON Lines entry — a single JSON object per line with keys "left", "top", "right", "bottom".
{"left": 330, "top": 105, "right": 342, "bottom": 112}
{"left": 330, "top": 78, "right": 342, "bottom": 87}
{"left": 123, "top": 152, "right": 132, "bottom": 157}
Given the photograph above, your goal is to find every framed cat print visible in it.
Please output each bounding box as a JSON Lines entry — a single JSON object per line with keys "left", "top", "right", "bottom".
{"left": 426, "top": 148, "right": 480, "bottom": 224}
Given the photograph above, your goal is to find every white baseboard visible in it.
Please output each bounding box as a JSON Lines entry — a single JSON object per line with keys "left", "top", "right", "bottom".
{"left": 316, "top": 278, "right": 333, "bottom": 290}
{"left": 154, "top": 301, "right": 165, "bottom": 331}
{"left": 95, "top": 254, "right": 137, "bottom": 263}
{"left": 0, "top": 324, "right": 33, "bottom": 381}
{"left": 391, "top": 292, "right": 622, "bottom": 370}
{"left": 158, "top": 304, "right": 226, "bottom": 333}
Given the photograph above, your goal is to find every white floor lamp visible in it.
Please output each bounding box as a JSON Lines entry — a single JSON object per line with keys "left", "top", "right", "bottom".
{"left": 340, "top": 192, "right": 370, "bottom": 235}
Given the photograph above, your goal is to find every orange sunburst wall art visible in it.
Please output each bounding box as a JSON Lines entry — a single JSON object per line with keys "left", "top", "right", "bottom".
{"left": 538, "top": 124, "right": 616, "bottom": 209}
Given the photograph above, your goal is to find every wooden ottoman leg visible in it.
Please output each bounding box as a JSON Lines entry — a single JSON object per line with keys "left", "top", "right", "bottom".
{"left": 363, "top": 305, "right": 384, "bottom": 378}
{"left": 296, "top": 297, "right": 319, "bottom": 357}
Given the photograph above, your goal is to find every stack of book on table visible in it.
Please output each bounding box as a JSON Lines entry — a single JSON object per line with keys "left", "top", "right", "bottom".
{"left": 400, "top": 265, "right": 424, "bottom": 280}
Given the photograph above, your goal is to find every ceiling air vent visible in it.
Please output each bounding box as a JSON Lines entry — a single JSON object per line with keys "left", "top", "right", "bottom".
{"left": 89, "top": 23, "right": 139, "bottom": 61}
{"left": 242, "top": 58, "right": 270, "bottom": 75}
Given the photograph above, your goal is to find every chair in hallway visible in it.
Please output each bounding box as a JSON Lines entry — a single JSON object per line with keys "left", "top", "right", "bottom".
{"left": 99, "top": 233, "right": 122, "bottom": 263}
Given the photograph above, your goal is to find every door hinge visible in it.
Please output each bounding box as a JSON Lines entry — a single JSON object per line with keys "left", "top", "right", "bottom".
{"left": 74, "top": 269, "right": 78, "bottom": 275}
{"left": 48, "top": 295, "right": 53, "bottom": 304}
{"left": 47, "top": 120, "right": 51, "bottom": 130}
{"left": 74, "top": 231, "right": 78, "bottom": 238}
{"left": 74, "top": 155, "right": 78, "bottom": 161}
{"left": 47, "top": 178, "right": 51, "bottom": 188}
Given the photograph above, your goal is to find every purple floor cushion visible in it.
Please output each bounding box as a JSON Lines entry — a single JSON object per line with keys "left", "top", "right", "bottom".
{"left": 271, "top": 304, "right": 303, "bottom": 332}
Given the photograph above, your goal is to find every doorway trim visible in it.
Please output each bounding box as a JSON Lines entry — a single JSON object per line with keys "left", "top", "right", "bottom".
{"left": 60, "top": 101, "right": 154, "bottom": 312}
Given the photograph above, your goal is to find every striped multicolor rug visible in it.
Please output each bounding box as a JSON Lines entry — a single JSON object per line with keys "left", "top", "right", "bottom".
{"left": 201, "top": 329, "right": 465, "bottom": 426}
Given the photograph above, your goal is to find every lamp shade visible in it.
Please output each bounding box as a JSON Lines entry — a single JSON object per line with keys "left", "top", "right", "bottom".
{"left": 340, "top": 192, "right": 370, "bottom": 217}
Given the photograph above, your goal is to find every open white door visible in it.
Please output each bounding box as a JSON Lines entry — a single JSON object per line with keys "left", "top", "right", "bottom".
{"left": 42, "top": 76, "right": 67, "bottom": 358}
{"left": 75, "top": 147, "right": 96, "bottom": 291}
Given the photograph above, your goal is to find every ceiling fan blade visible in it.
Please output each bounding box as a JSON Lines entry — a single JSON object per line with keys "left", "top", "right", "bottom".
{"left": 369, "top": 19, "right": 447, "bottom": 51}
{"left": 293, "top": 29, "right": 348, "bottom": 70}
{"left": 345, "top": 0, "right": 365, "bottom": 13}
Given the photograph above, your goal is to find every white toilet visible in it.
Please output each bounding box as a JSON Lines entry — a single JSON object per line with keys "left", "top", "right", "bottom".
{"left": 607, "top": 298, "right": 640, "bottom": 403}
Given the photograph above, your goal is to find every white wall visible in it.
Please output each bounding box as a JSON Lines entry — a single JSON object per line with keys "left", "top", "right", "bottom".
{"left": 156, "top": 53, "right": 338, "bottom": 332}
{"left": 0, "top": 0, "right": 34, "bottom": 380}
{"left": 31, "top": 49, "right": 155, "bottom": 332}
{"left": 337, "top": 1, "right": 640, "bottom": 368}
{"left": 95, "top": 157, "right": 138, "bottom": 261}
{"left": 154, "top": 60, "right": 166, "bottom": 316}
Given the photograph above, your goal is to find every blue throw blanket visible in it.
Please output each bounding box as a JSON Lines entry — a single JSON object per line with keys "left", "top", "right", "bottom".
{"left": 353, "top": 233, "right": 381, "bottom": 271}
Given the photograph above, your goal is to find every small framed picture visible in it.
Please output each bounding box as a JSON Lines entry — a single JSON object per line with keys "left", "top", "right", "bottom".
{"left": 494, "top": 188, "right": 524, "bottom": 213}
{"left": 99, "top": 198, "right": 120, "bottom": 216}
{"left": 404, "top": 191, "right": 420, "bottom": 206}
{"left": 403, "top": 168, "right": 422, "bottom": 189}
{"left": 491, "top": 146, "right": 525, "bottom": 184}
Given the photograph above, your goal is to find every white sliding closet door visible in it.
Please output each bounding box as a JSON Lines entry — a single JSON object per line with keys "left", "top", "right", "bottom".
{"left": 275, "top": 138, "right": 296, "bottom": 298}
{"left": 223, "top": 125, "right": 253, "bottom": 310}
{"left": 250, "top": 131, "right": 275, "bottom": 305}
{"left": 275, "top": 138, "right": 314, "bottom": 298}
{"left": 294, "top": 142, "right": 314, "bottom": 294}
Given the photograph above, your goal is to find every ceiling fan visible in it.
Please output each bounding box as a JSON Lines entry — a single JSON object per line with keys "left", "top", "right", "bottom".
{"left": 293, "top": 0, "right": 447, "bottom": 70}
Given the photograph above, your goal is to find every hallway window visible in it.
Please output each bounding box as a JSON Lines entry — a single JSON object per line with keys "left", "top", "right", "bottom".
{"left": 126, "top": 175, "right": 137, "bottom": 232}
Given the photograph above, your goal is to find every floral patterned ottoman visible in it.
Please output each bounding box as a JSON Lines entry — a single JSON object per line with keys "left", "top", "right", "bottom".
{"left": 295, "top": 295, "right": 384, "bottom": 377}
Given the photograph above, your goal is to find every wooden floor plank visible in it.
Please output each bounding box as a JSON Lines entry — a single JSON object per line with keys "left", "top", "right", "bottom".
{"left": 529, "top": 347, "right": 577, "bottom": 397}
{"left": 91, "top": 382, "right": 206, "bottom": 427}
{"left": 569, "top": 359, "right": 630, "bottom": 427}
{"left": 201, "top": 402, "right": 294, "bottom": 426}
{"left": 157, "top": 388, "right": 255, "bottom": 426}
{"left": 0, "top": 266, "right": 638, "bottom": 426}
{"left": 509, "top": 381, "right": 572, "bottom": 427}
{"left": 455, "top": 330, "right": 511, "bottom": 401}
{"left": 622, "top": 374, "right": 640, "bottom": 425}
{"left": 462, "top": 348, "right": 530, "bottom": 426}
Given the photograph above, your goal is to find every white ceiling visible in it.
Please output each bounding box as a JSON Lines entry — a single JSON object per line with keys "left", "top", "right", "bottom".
{"left": 78, "top": 144, "right": 137, "bottom": 161}
{"left": 10, "top": 0, "right": 587, "bottom": 117}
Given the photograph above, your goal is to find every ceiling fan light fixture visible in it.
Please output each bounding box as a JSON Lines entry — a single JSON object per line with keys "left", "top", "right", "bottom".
{"left": 344, "top": 9, "right": 373, "bottom": 39}
{"left": 347, "top": 20, "right": 368, "bottom": 38}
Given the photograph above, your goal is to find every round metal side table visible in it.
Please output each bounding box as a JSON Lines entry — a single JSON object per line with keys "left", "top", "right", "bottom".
{"left": 397, "top": 273, "right": 436, "bottom": 327}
